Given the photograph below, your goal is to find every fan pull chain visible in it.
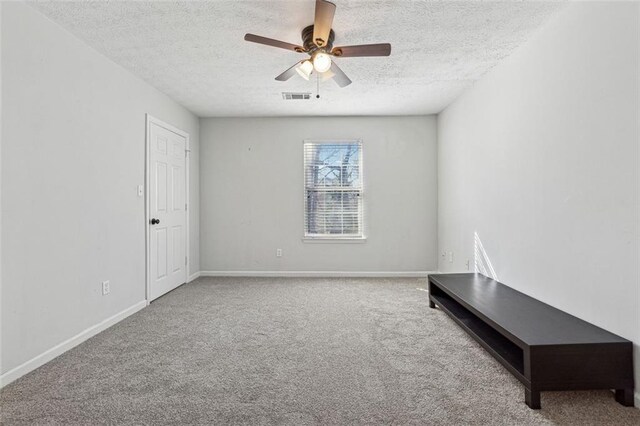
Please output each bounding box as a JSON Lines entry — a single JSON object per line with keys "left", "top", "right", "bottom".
{"left": 316, "top": 72, "right": 320, "bottom": 99}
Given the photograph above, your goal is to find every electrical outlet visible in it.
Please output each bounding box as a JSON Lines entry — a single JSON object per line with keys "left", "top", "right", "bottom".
{"left": 276, "top": 248, "right": 283, "bottom": 258}
{"left": 448, "top": 252, "right": 454, "bottom": 263}
{"left": 102, "top": 280, "right": 110, "bottom": 295}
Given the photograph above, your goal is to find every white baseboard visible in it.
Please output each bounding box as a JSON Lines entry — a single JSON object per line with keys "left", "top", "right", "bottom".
{"left": 187, "top": 271, "right": 201, "bottom": 282}
{"left": 199, "top": 270, "right": 434, "bottom": 278}
{"left": 0, "top": 300, "right": 147, "bottom": 389}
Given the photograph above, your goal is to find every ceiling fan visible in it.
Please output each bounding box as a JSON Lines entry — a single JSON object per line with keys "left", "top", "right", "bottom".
{"left": 244, "top": 0, "right": 391, "bottom": 88}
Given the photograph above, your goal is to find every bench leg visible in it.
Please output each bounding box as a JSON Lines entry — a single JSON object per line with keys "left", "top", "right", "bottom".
{"left": 525, "top": 388, "right": 541, "bottom": 409}
{"left": 429, "top": 299, "right": 436, "bottom": 308}
{"left": 615, "top": 389, "right": 634, "bottom": 406}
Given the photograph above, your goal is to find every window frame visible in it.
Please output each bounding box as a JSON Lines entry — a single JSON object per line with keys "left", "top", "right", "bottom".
{"left": 302, "top": 139, "right": 366, "bottom": 242}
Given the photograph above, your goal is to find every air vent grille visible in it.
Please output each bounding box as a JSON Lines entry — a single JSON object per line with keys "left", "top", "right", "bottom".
{"left": 282, "top": 92, "right": 312, "bottom": 100}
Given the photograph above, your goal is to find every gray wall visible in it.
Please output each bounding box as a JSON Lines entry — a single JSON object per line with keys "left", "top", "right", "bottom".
{"left": 199, "top": 116, "right": 437, "bottom": 274}
{"left": 1, "top": 3, "right": 199, "bottom": 377}
{"left": 0, "top": 1, "right": 3, "bottom": 382}
{"left": 437, "top": 2, "right": 639, "bottom": 405}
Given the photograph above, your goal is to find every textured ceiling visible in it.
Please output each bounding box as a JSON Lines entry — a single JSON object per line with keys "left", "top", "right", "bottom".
{"left": 30, "top": 1, "right": 566, "bottom": 117}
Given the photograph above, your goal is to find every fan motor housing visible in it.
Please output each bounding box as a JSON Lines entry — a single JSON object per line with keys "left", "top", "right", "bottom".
{"left": 301, "top": 25, "right": 335, "bottom": 53}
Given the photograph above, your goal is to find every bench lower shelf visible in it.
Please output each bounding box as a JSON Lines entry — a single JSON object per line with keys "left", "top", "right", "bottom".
{"left": 430, "top": 294, "right": 525, "bottom": 382}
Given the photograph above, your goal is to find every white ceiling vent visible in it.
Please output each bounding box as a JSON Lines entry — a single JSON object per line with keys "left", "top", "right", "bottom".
{"left": 282, "top": 92, "right": 312, "bottom": 100}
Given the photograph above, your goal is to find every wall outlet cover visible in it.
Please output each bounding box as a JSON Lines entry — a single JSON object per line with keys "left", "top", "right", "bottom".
{"left": 102, "top": 280, "right": 110, "bottom": 295}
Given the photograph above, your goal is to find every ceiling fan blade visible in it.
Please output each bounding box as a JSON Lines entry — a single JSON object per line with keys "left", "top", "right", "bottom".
{"left": 330, "top": 62, "right": 352, "bottom": 88}
{"left": 275, "top": 62, "right": 302, "bottom": 81}
{"left": 244, "top": 33, "right": 305, "bottom": 53}
{"left": 313, "top": 0, "right": 336, "bottom": 48}
{"left": 331, "top": 43, "right": 391, "bottom": 58}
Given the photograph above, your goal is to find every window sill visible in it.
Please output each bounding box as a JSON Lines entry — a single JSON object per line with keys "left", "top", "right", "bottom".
{"left": 302, "top": 237, "right": 367, "bottom": 244}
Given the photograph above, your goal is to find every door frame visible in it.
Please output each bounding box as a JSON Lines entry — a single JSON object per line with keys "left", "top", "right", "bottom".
{"left": 145, "top": 114, "right": 190, "bottom": 304}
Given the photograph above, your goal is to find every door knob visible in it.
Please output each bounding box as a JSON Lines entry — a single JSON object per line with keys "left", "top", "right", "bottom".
{"left": 150, "top": 218, "right": 160, "bottom": 225}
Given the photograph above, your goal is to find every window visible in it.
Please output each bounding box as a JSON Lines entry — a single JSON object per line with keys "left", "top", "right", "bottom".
{"left": 304, "top": 140, "right": 363, "bottom": 239}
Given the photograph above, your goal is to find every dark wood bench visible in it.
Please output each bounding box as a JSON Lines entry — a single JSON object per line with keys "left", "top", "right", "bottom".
{"left": 428, "top": 273, "right": 634, "bottom": 409}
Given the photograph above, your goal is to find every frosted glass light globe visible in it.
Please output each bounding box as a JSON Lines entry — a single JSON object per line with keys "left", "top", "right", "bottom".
{"left": 313, "top": 52, "right": 332, "bottom": 73}
{"left": 296, "top": 60, "right": 313, "bottom": 80}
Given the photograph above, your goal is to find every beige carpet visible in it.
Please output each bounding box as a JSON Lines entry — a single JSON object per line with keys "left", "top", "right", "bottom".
{"left": 1, "top": 277, "right": 638, "bottom": 425}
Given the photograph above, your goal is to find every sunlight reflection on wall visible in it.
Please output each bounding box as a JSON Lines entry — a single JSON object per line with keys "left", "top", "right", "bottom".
{"left": 474, "top": 232, "right": 498, "bottom": 280}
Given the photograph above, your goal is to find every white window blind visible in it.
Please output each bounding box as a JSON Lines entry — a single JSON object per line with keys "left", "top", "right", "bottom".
{"left": 304, "top": 141, "right": 363, "bottom": 239}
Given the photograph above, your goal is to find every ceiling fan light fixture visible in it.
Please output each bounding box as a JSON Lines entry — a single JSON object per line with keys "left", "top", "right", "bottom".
{"left": 296, "top": 60, "right": 313, "bottom": 80}
{"left": 312, "top": 52, "right": 332, "bottom": 73}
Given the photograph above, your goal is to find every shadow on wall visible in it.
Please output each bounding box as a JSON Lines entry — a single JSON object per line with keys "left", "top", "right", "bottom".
{"left": 474, "top": 232, "right": 498, "bottom": 280}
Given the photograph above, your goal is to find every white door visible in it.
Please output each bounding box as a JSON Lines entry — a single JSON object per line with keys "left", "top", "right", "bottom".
{"left": 148, "top": 119, "right": 187, "bottom": 301}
